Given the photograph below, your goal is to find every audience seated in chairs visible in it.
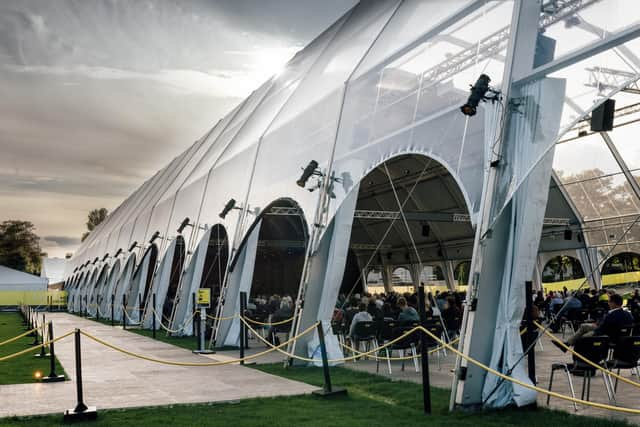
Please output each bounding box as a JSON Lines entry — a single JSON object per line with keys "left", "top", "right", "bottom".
{"left": 552, "top": 293, "right": 633, "bottom": 352}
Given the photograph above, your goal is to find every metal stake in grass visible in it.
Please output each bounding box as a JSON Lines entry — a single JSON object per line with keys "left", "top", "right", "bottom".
{"left": 312, "top": 321, "right": 347, "bottom": 398}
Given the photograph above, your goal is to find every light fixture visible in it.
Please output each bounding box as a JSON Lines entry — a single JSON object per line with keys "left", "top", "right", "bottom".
{"left": 34, "top": 370, "right": 42, "bottom": 380}
{"left": 149, "top": 231, "right": 161, "bottom": 244}
{"left": 296, "top": 160, "right": 320, "bottom": 188}
{"left": 177, "top": 217, "right": 191, "bottom": 234}
{"left": 460, "top": 74, "right": 500, "bottom": 117}
{"left": 386, "top": 252, "right": 392, "bottom": 261}
{"left": 422, "top": 224, "right": 430, "bottom": 237}
{"left": 92, "top": 257, "right": 99, "bottom": 264}
{"left": 564, "top": 229, "right": 573, "bottom": 241}
{"left": 101, "top": 253, "right": 110, "bottom": 262}
{"left": 219, "top": 199, "right": 237, "bottom": 219}
{"left": 114, "top": 248, "right": 123, "bottom": 258}
{"left": 128, "top": 241, "right": 139, "bottom": 252}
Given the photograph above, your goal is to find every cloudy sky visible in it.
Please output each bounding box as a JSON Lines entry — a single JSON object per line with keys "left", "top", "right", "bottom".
{"left": 0, "top": 0, "right": 355, "bottom": 258}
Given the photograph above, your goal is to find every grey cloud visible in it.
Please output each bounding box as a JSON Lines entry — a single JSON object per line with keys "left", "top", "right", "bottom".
{"left": 43, "top": 235, "right": 80, "bottom": 246}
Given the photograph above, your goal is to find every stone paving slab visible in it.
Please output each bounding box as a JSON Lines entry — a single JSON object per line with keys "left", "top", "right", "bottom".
{"left": 0, "top": 313, "right": 315, "bottom": 418}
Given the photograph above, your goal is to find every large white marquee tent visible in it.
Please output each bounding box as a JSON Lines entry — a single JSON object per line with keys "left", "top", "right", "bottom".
{"left": 63, "top": 0, "right": 640, "bottom": 410}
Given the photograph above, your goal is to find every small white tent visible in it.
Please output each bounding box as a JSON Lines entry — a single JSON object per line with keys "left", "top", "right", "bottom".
{"left": 0, "top": 265, "right": 48, "bottom": 305}
{"left": 41, "top": 257, "right": 67, "bottom": 286}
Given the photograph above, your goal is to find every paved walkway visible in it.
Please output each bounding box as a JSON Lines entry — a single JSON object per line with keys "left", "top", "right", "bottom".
{"left": 0, "top": 313, "right": 314, "bottom": 418}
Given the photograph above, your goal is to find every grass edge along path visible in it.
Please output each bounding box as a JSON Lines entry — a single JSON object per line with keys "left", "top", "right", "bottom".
{"left": 0, "top": 312, "right": 67, "bottom": 385}
{"left": 0, "top": 363, "right": 631, "bottom": 426}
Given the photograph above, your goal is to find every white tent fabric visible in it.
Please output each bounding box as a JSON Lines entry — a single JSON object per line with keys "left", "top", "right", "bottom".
{"left": 0, "top": 265, "right": 47, "bottom": 290}
{"left": 40, "top": 257, "right": 66, "bottom": 284}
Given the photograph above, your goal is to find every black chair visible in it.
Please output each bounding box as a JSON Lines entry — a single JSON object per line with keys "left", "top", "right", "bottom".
{"left": 422, "top": 321, "right": 445, "bottom": 369}
{"left": 547, "top": 336, "right": 613, "bottom": 410}
{"left": 331, "top": 320, "right": 347, "bottom": 347}
{"left": 268, "top": 320, "right": 292, "bottom": 346}
{"left": 378, "top": 325, "right": 420, "bottom": 374}
{"left": 351, "top": 321, "right": 379, "bottom": 361}
{"left": 603, "top": 336, "right": 640, "bottom": 394}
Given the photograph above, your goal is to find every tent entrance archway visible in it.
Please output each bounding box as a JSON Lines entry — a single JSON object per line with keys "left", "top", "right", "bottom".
{"left": 201, "top": 224, "right": 229, "bottom": 304}
{"left": 161, "top": 235, "right": 186, "bottom": 322}
{"left": 340, "top": 153, "right": 475, "bottom": 299}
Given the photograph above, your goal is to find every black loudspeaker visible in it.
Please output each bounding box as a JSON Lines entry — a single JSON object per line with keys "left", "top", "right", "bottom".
{"left": 590, "top": 99, "right": 615, "bottom": 132}
{"left": 422, "top": 224, "right": 430, "bottom": 237}
{"left": 564, "top": 229, "right": 573, "bottom": 241}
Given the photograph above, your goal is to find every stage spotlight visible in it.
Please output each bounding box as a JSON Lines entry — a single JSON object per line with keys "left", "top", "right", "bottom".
{"left": 297, "top": 160, "right": 319, "bottom": 188}
{"left": 92, "top": 257, "right": 99, "bottom": 264}
{"left": 101, "top": 253, "right": 110, "bottom": 261}
{"left": 177, "top": 217, "right": 191, "bottom": 234}
{"left": 422, "top": 224, "right": 430, "bottom": 237}
{"left": 460, "top": 74, "right": 499, "bottom": 117}
{"left": 113, "top": 248, "right": 123, "bottom": 258}
{"left": 128, "top": 241, "right": 138, "bottom": 252}
{"left": 219, "top": 199, "right": 237, "bottom": 219}
{"left": 564, "top": 229, "right": 573, "bottom": 241}
{"left": 149, "top": 231, "right": 161, "bottom": 244}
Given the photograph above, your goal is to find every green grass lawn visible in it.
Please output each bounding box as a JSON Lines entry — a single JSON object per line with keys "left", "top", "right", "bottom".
{"left": 0, "top": 362, "right": 630, "bottom": 426}
{"left": 0, "top": 312, "right": 66, "bottom": 385}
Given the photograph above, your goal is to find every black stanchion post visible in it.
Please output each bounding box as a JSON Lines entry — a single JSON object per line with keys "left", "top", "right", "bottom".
{"left": 122, "top": 295, "right": 127, "bottom": 330}
{"left": 418, "top": 285, "right": 432, "bottom": 414}
{"left": 64, "top": 329, "right": 97, "bottom": 420}
{"left": 42, "top": 322, "right": 64, "bottom": 383}
{"left": 31, "top": 310, "right": 40, "bottom": 346}
{"left": 35, "top": 314, "right": 48, "bottom": 357}
{"left": 312, "top": 321, "right": 347, "bottom": 397}
{"left": 239, "top": 292, "right": 246, "bottom": 365}
{"left": 525, "top": 280, "right": 536, "bottom": 386}
{"left": 192, "top": 293, "right": 197, "bottom": 336}
{"left": 152, "top": 294, "right": 157, "bottom": 339}
{"left": 111, "top": 294, "right": 115, "bottom": 327}
{"left": 96, "top": 296, "right": 100, "bottom": 322}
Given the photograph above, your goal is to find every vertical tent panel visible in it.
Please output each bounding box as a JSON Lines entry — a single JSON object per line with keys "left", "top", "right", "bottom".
{"left": 219, "top": 219, "right": 262, "bottom": 347}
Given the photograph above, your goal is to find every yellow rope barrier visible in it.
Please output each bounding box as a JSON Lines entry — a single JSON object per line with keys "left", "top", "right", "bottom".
{"left": 534, "top": 321, "right": 640, "bottom": 391}
{"left": 0, "top": 331, "right": 74, "bottom": 362}
{"left": 0, "top": 326, "right": 41, "bottom": 347}
{"left": 240, "top": 317, "right": 426, "bottom": 364}
{"left": 419, "top": 325, "right": 640, "bottom": 415}
{"left": 79, "top": 321, "right": 320, "bottom": 367}
{"left": 151, "top": 309, "right": 196, "bottom": 334}
{"left": 337, "top": 335, "right": 461, "bottom": 361}
{"left": 242, "top": 316, "right": 294, "bottom": 327}
{"left": 206, "top": 313, "right": 238, "bottom": 321}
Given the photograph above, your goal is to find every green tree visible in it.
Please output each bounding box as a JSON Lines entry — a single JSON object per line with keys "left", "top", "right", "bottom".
{"left": 0, "top": 220, "right": 42, "bottom": 274}
{"left": 81, "top": 208, "right": 108, "bottom": 242}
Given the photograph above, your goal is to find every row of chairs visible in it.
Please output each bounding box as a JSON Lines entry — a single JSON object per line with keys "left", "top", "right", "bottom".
{"left": 547, "top": 334, "right": 640, "bottom": 409}
{"left": 335, "top": 319, "right": 449, "bottom": 374}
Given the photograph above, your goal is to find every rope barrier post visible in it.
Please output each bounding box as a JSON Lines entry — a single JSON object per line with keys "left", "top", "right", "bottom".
{"left": 42, "top": 322, "right": 64, "bottom": 383}
{"left": 122, "top": 295, "right": 127, "bottom": 330}
{"left": 312, "top": 321, "right": 347, "bottom": 398}
{"left": 64, "top": 329, "right": 97, "bottom": 421}
{"left": 525, "top": 280, "right": 536, "bottom": 386}
{"left": 192, "top": 293, "right": 197, "bottom": 337}
{"left": 418, "top": 285, "right": 432, "bottom": 414}
{"left": 35, "top": 314, "right": 48, "bottom": 358}
{"left": 111, "top": 294, "right": 114, "bottom": 327}
{"left": 240, "top": 292, "right": 247, "bottom": 365}
{"left": 31, "top": 311, "right": 40, "bottom": 346}
{"left": 48, "top": 295, "right": 51, "bottom": 313}
{"left": 96, "top": 296, "right": 100, "bottom": 322}
{"left": 152, "top": 294, "right": 157, "bottom": 339}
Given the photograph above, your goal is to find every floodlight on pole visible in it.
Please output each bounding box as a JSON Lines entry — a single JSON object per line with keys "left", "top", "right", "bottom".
{"left": 101, "top": 253, "right": 110, "bottom": 262}
{"left": 460, "top": 74, "right": 500, "bottom": 117}
{"left": 128, "top": 241, "right": 139, "bottom": 252}
{"left": 296, "top": 160, "right": 320, "bottom": 188}
{"left": 113, "top": 248, "right": 123, "bottom": 258}
{"left": 149, "top": 231, "right": 161, "bottom": 244}
{"left": 177, "top": 217, "right": 192, "bottom": 234}
{"left": 219, "top": 199, "right": 237, "bottom": 219}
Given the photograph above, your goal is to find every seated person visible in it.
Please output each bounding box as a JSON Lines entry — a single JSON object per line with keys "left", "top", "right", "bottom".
{"left": 349, "top": 303, "right": 373, "bottom": 339}
{"left": 553, "top": 293, "right": 633, "bottom": 352}
{"left": 397, "top": 297, "right": 420, "bottom": 324}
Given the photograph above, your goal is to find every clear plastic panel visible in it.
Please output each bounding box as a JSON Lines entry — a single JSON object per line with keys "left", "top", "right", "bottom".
{"left": 353, "top": 0, "right": 476, "bottom": 79}
{"left": 246, "top": 1, "right": 400, "bottom": 223}
{"left": 608, "top": 121, "right": 640, "bottom": 170}
{"left": 562, "top": 172, "right": 639, "bottom": 220}
{"left": 540, "top": 0, "right": 640, "bottom": 60}
{"left": 554, "top": 133, "right": 623, "bottom": 182}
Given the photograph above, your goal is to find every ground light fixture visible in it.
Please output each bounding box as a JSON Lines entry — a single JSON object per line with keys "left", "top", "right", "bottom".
{"left": 460, "top": 74, "right": 500, "bottom": 117}
{"left": 34, "top": 370, "right": 42, "bottom": 380}
{"left": 219, "top": 199, "right": 237, "bottom": 219}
